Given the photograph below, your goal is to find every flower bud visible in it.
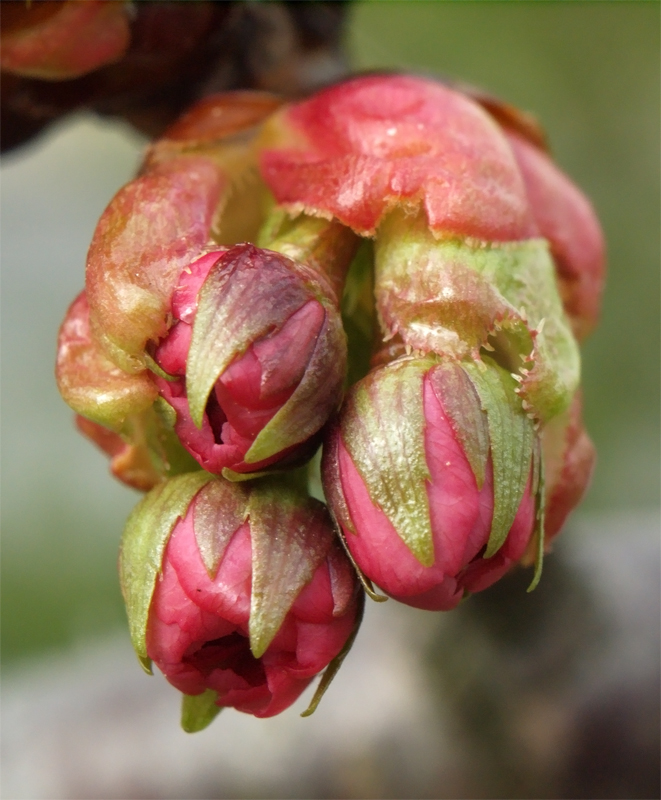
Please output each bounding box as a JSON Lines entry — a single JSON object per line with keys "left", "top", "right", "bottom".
{"left": 1, "top": 0, "right": 130, "bottom": 80}
{"left": 322, "top": 354, "right": 542, "bottom": 610}
{"left": 150, "top": 213, "right": 356, "bottom": 477}
{"left": 120, "top": 473, "right": 361, "bottom": 724}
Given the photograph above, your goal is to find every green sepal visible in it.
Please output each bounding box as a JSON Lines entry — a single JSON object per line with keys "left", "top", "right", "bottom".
{"left": 527, "top": 441, "right": 545, "bottom": 592}
{"left": 153, "top": 395, "right": 177, "bottom": 429}
{"left": 119, "top": 472, "right": 213, "bottom": 662}
{"left": 186, "top": 250, "right": 310, "bottom": 429}
{"left": 221, "top": 467, "right": 274, "bottom": 482}
{"left": 340, "top": 240, "right": 377, "bottom": 388}
{"left": 144, "top": 352, "right": 178, "bottom": 382}
{"left": 193, "top": 479, "right": 249, "bottom": 579}
{"left": 429, "top": 361, "right": 489, "bottom": 489}
{"left": 375, "top": 209, "right": 580, "bottom": 422}
{"left": 342, "top": 357, "right": 435, "bottom": 567}
{"left": 248, "top": 480, "right": 333, "bottom": 658}
{"left": 462, "top": 358, "right": 535, "bottom": 558}
{"left": 138, "top": 655, "right": 153, "bottom": 675}
{"left": 136, "top": 403, "right": 201, "bottom": 480}
{"left": 301, "top": 589, "right": 365, "bottom": 717}
{"left": 181, "top": 690, "right": 222, "bottom": 733}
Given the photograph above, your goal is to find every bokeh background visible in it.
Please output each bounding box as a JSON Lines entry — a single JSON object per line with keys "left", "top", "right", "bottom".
{"left": 2, "top": 3, "right": 659, "bottom": 798}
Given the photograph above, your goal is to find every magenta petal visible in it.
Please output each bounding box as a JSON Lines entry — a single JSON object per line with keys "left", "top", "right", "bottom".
{"left": 172, "top": 251, "right": 225, "bottom": 324}
{"left": 153, "top": 321, "right": 191, "bottom": 376}
{"left": 290, "top": 562, "right": 335, "bottom": 623}
{"left": 423, "top": 374, "right": 483, "bottom": 576}
{"left": 253, "top": 300, "right": 325, "bottom": 400}
{"left": 167, "top": 508, "right": 252, "bottom": 625}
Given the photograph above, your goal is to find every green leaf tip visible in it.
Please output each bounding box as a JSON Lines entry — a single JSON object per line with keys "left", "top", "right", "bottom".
{"left": 138, "top": 655, "right": 153, "bottom": 675}
{"left": 119, "top": 471, "right": 213, "bottom": 662}
{"left": 181, "top": 690, "right": 222, "bottom": 733}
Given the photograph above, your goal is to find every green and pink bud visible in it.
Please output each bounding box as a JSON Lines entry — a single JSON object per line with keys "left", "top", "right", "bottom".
{"left": 120, "top": 473, "right": 361, "bottom": 725}
{"left": 150, "top": 230, "right": 353, "bottom": 477}
{"left": 322, "top": 354, "right": 542, "bottom": 610}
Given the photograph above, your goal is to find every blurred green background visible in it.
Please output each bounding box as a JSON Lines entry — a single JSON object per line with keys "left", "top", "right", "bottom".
{"left": 2, "top": 1, "right": 659, "bottom": 668}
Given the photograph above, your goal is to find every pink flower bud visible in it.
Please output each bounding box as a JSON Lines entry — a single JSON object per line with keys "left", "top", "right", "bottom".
{"left": 259, "top": 74, "right": 534, "bottom": 241}
{"left": 322, "top": 355, "right": 541, "bottom": 610}
{"left": 120, "top": 473, "right": 361, "bottom": 723}
{"left": 150, "top": 240, "right": 349, "bottom": 477}
{"left": 1, "top": 0, "right": 130, "bottom": 80}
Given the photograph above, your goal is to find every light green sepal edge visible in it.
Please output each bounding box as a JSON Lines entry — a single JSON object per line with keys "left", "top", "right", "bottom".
{"left": 527, "top": 441, "right": 545, "bottom": 592}
{"left": 301, "top": 589, "right": 365, "bottom": 717}
{"left": 342, "top": 357, "right": 435, "bottom": 567}
{"left": 463, "top": 358, "right": 535, "bottom": 559}
{"left": 248, "top": 482, "right": 331, "bottom": 658}
{"left": 144, "top": 352, "right": 178, "bottom": 382}
{"left": 119, "top": 471, "right": 212, "bottom": 667}
{"left": 181, "top": 690, "right": 222, "bottom": 733}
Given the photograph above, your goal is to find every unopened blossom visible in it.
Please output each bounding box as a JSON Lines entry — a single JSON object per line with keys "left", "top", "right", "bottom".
{"left": 151, "top": 231, "right": 353, "bottom": 476}
{"left": 76, "top": 91, "right": 357, "bottom": 477}
{"left": 323, "top": 353, "right": 541, "bottom": 610}
{"left": 120, "top": 472, "right": 361, "bottom": 724}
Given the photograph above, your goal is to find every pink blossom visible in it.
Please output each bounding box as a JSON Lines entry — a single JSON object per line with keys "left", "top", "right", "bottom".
{"left": 323, "top": 356, "right": 538, "bottom": 610}
{"left": 151, "top": 243, "right": 346, "bottom": 476}
{"left": 133, "top": 477, "right": 360, "bottom": 718}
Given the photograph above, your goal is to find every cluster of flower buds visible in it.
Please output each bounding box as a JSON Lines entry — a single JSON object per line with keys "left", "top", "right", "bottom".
{"left": 56, "top": 73, "right": 604, "bottom": 726}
